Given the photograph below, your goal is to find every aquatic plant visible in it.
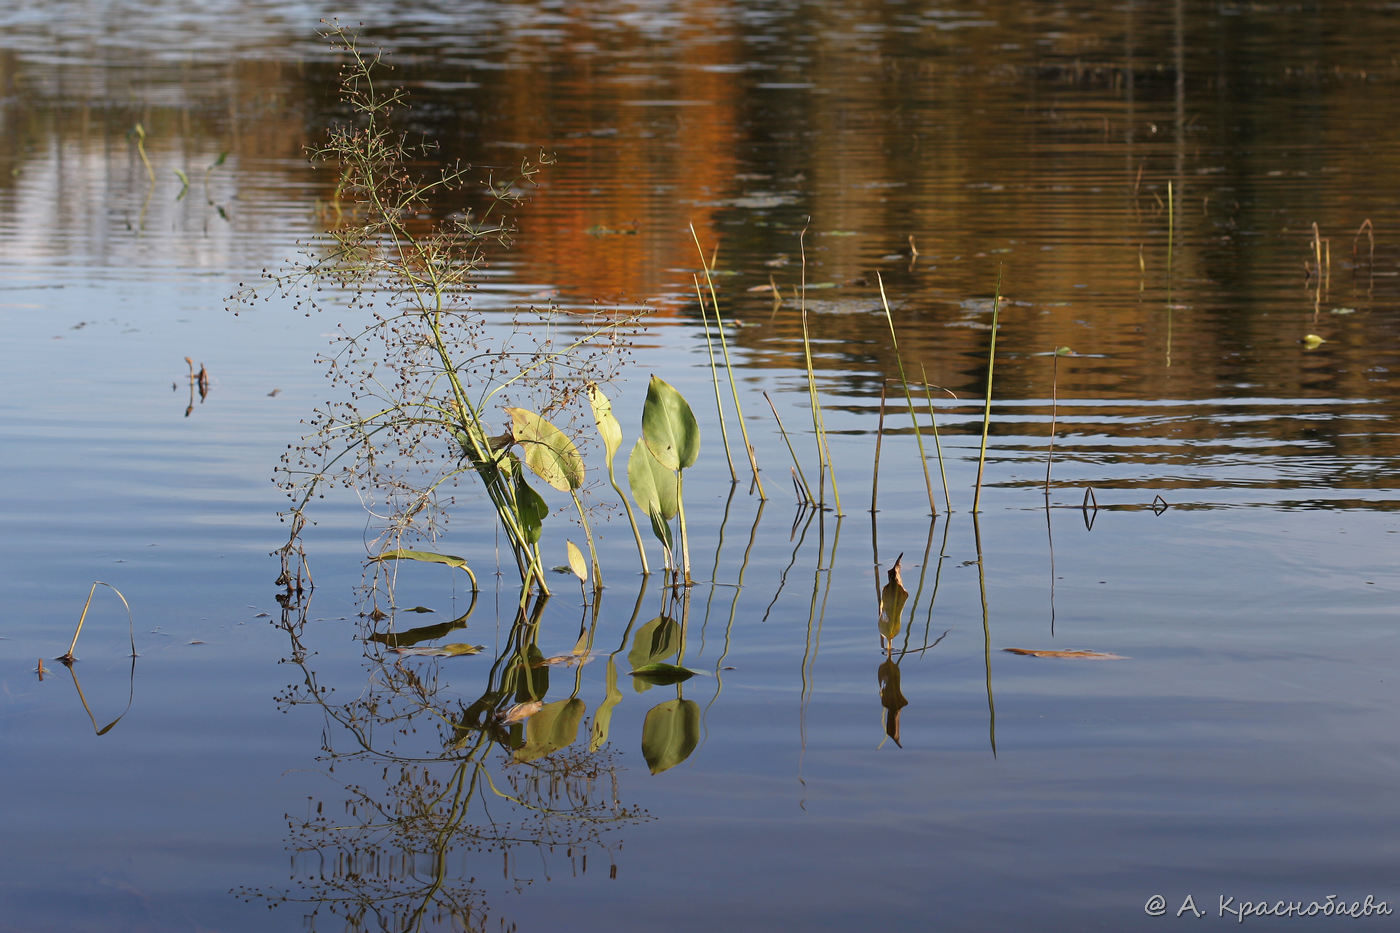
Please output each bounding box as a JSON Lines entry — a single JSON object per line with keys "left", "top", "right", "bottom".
{"left": 633, "top": 375, "right": 701, "bottom": 586}
{"left": 237, "top": 25, "right": 637, "bottom": 598}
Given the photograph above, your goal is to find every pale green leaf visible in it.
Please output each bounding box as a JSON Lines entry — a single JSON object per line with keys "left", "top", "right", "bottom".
{"left": 627, "top": 437, "right": 677, "bottom": 520}
{"left": 641, "top": 375, "right": 700, "bottom": 471}
{"left": 369, "top": 549, "right": 478, "bottom": 591}
{"left": 565, "top": 540, "right": 588, "bottom": 584}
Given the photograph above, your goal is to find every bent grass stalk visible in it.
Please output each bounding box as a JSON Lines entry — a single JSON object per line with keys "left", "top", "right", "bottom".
{"left": 764, "top": 390, "right": 814, "bottom": 505}
{"left": 62, "top": 582, "right": 136, "bottom": 663}
{"left": 876, "top": 273, "right": 938, "bottom": 515}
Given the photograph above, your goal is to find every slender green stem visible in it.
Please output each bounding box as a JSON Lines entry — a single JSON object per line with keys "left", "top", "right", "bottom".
{"left": 798, "top": 225, "right": 837, "bottom": 511}
{"left": 972, "top": 267, "right": 1003, "bottom": 514}
{"left": 569, "top": 490, "right": 603, "bottom": 593}
{"left": 764, "top": 391, "right": 814, "bottom": 504}
{"left": 695, "top": 276, "right": 737, "bottom": 481}
{"left": 690, "top": 224, "right": 765, "bottom": 498}
{"left": 877, "top": 274, "right": 938, "bottom": 515}
{"left": 676, "top": 471, "right": 692, "bottom": 586}
{"left": 919, "top": 366, "right": 953, "bottom": 515}
{"left": 871, "top": 382, "right": 886, "bottom": 514}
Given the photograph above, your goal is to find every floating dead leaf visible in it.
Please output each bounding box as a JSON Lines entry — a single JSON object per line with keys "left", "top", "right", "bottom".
{"left": 1002, "top": 648, "right": 1127, "bottom": 660}
{"left": 534, "top": 651, "right": 596, "bottom": 669}
{"left": 1301, "top": 333, "right": 1326, "bottom": 349}
{"left": 390, "top": 643, "right": 484, "bottom": 658}
{"left": 878, "top": 553, "right": 908, "bottom": 647}
{"left": 498, "top": 700, "right": 544, "bottom": 724}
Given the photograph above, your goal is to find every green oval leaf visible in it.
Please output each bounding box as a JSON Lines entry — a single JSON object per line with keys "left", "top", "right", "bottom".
{"left": 641, "top": 375, "right": 700, "bottom": 472}
{"left": 641, "top": 698, "right": 700, "bottom": 774}
{"left": 629, "top": 662, "right": 699, "bottom": 685}
{"left": 627, "top": 437, "right": 677, "bottom": 521}
{"left": 505, "top": 406, "right": 585, "bottom": 491}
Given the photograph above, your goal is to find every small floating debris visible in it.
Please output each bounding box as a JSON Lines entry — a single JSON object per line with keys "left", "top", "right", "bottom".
{"left": 1003, "top": 648, "right": 1127, "bottom": 660}
{"left": 498, "top": 700, "right": 544, "bottom": 724}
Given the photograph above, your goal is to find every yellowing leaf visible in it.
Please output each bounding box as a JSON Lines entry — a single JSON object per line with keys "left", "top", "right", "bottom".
{"left": 586, "top": 383, "right": 623, "bottom": 465}
{"left": 1301, "top": 334, "right": 1326, "bottom": 349}
{"left": 566, "top": 539, "right": 588, "bottom": 584}
{"left": 1002, "top": 648, "right": 1127, "bottom": 660}
{"left": 505, "top": 406, "right": 585, "bottom": 491}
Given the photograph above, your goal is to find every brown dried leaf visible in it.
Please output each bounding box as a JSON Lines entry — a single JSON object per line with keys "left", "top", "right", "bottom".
{"left": 1002, "top": 648, "right": 1127, "bottom": 660}
{"left": 498, "top": 700, "right": 545, "bottom": 724}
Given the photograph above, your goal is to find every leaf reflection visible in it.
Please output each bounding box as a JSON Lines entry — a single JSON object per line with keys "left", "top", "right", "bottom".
{"left": 877, "top": 659, "right": 909, "bottom": 749}
{"left": 640, "top": 697, "right": 700, "bottom": 775}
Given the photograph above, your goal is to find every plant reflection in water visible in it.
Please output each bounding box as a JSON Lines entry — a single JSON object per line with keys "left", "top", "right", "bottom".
{"left": 237, "top": 588, "right": 649, "bottom": 932}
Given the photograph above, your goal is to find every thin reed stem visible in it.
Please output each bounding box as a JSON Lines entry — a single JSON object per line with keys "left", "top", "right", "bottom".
{"left": 871, "top": 382, "right": 886, "bottom": 514}
{"left": 972, "top": 267, "right": 1003, "bottom": 514}
{"left": 765, "top": 391, "right": 815, "bottom": 504}
{"left": 919, "top": 365, "right": 953, "bottom": 515}
{"left": 876, "top": 274, "right": 938, "bottom": 515}
{"left": 694, "top": 275, "right": 737, "bottom": 482}
{"left": 690, "top": 224, "right": 765, "bottom": 498}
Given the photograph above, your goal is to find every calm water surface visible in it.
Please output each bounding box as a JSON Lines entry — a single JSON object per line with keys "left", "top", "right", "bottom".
{"left": 2, "top": 3, "right": 1398, "bottom": 931}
